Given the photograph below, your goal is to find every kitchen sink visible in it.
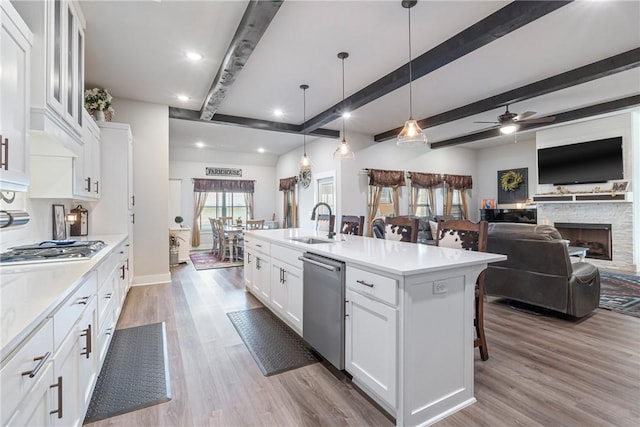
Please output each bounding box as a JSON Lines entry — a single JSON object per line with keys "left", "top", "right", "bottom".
{"left": 289, "top": 236, "right": 343, "bottom": 244}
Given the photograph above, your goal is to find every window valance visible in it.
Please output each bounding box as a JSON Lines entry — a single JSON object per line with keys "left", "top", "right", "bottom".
{"left": 444, "top": 174, "right": 473, "bottom": 190}
{"left": 407, "top": 172, "right": 444, "bottom": 189}
{"left": 279, "top": 176, "right": 298, "bottom": 191}
{"left": 367, "top": 168, "right": 405, "bottom": 187}
{"left": 193, "top": 178, "right": 255, "bottom": 193}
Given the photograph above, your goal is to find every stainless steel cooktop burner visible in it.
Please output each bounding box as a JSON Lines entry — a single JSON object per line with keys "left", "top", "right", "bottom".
{"left": 0, "top": 240, "right": 107, "bottom": 265}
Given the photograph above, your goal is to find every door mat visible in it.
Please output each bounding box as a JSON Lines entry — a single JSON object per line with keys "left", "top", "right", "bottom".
{"left": 190, "top": 251, "right": 244, "bottom": 270}
{"left": 227, "top": 308, "right": 320, "bottom": 376}
{"left": 599, "top": 271, "right": 640, "bottom": 318}
{"left": 83, "top": 322, "right": 171, "bottom": 424}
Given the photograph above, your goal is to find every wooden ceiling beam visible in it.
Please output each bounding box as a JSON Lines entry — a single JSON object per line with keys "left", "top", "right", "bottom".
{"left": 429, "top": 95, "right": 640, "bottom": 149}
{"left": 300, "top": 0, "right": 572, "bottom": 134}
{"left": 170, "top": 107, "right": 340, "bottom": 138}
{"left": 375, "top": 48, "right": 640, "bottom": 142}
{"left": 199, "top": 0, "right": 283, "bottom": 121}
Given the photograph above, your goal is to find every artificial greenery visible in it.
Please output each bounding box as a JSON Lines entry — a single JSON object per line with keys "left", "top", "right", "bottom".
{"left": 500, "top": 170, "right": 523, "bottom": 192}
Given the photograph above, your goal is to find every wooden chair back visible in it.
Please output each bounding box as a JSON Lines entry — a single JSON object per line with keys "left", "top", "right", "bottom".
{"left": 385, "top": 217, "right": 419, "bottom": 243}
{"left": 340, "top": 215, "right": 365, "bottom": 236}
{"left": 436, "top": 220, "right": 488, "bottom": 252}
{"left": 219, "top": 216, "right": 234, "bottom": 226}
{"left": 246, "top": 219, "right": 265, "bottom": 230}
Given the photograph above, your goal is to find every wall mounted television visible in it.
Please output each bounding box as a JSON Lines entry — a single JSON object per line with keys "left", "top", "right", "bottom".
{"left": 537, "top": 137, "right": 623, "bottom": 185}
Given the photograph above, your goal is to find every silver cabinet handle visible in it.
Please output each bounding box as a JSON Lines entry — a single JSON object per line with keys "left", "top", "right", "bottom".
{"left": 76, "top": 296, "right": 90, "bottom": 305}
{"left": 21, "top": 352, "right": 51, "bottom": 378}
{"left": 356, "top": 279, "right": 375, "bottom": 288}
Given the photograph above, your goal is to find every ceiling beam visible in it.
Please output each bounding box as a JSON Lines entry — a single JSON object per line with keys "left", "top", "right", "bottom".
{"left": 170, "top": 107, "right": 340, "bottom": 138}
{"left": 300, "top": 0, "right": 572, "bottom": 134}
{"left": 199, "top": 0, "right": 284, "bottom": 121}
{"left": 429, "top": 95, "right": 640, "bottom": 149}
{"left": 375, "top": 48, "right": 640, "bottom": 142}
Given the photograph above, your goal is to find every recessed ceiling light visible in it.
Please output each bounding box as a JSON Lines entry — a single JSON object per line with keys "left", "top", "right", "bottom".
{"left": 258, "top": 148, "right": 265, "bottom": 153}
{"left": 195, "top": 141, "right": 205, "bottom": 148}
{"left": 186, "top": 51, "right": 203, "bottom": 61}
{"left": 178, "top": 95, "right": 189, "bottom": 102}
{"left": 273, "top": 109, "right": 284, "bottom": 117}
{"left": 342, "top": 112, "right": 351, "bottom": 118}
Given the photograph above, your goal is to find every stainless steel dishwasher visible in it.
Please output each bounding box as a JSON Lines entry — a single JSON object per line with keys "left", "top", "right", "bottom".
{"left": 299, "top": 252, "right": 346, "bottom": 370}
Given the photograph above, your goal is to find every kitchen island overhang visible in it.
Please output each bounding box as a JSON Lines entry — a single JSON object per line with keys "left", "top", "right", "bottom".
{"left": 244, "top": 228, "right": 506, "bottom": 426}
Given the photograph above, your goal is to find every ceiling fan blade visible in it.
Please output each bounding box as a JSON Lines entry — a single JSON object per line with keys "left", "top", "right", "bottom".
{"left": 473, "top": 121, "right": 499, "bottom": 124}
{"left": 515, "top": 111, "right": 536, "bottom": 120}
{"left": 519, "top": 116, "right": 556, "bottom": 124}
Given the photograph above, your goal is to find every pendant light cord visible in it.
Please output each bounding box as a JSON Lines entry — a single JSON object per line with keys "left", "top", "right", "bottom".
{"left": 341, "top": 56, "right": 346, "bottom": 140}
{"left": 303, "top": 87, "right": 307, "bottom": 155}
{"left": 408, "top": 6, "right": 413, "bottom": 119}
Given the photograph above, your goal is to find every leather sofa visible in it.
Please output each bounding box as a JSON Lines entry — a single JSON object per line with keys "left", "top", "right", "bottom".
{"left": 484, "top": 223, "right": 600, "bottom": 318}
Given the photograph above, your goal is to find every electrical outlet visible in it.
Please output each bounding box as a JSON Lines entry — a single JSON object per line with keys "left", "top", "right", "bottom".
{"left": 433, "top": 281, "right": 447, "bottom": 295}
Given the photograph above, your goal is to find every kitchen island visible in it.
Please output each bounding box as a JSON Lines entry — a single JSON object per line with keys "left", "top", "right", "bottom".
{"left": 244, "top": 228, "right": 506, "bottom": 427}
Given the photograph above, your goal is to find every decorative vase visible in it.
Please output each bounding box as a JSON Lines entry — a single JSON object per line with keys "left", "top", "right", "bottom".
{"left": 94, "top": 110, "right": 105, "bottom": 122}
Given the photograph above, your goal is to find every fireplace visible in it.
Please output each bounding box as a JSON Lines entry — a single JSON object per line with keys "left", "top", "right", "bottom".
{"left": 554, "top": 222, "right": 612, "bottom": 261}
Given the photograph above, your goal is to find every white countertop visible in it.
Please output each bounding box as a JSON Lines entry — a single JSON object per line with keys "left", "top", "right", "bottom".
{"left": 0, "top": 234, "right": 127, "bottom": 362}
{"left": 246, "top": 228, "right": 507, "bottom": 277}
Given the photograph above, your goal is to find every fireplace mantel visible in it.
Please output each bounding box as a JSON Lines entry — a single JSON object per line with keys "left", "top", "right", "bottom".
{"left": 533, "top": 192, "right": 633, "bottom": 203}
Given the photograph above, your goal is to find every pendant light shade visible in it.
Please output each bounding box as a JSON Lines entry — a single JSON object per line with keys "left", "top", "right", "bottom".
{"left": 334, "top": 52, "right": 355, "bottom": 160}
{"left": 397, "top": 0, "right": 427, "bottom": 147}
{"left": 299, "top": 84, "right": 312, "bottom": 171}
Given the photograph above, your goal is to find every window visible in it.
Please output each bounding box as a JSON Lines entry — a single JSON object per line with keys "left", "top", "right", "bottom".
{"left": 414, "top": 188, "right": 431, "bottom": 217}
{"left": 450, "top": 190, "right": 463, "bottom": 219}
{"left": 377, "top": 187, "right": 394, "bottom": 217}
{"left": 199, "top": 192, "right": 247, "bottom": 233}
{"left": 317, "top": 177, "right": 335, "bottom": 211}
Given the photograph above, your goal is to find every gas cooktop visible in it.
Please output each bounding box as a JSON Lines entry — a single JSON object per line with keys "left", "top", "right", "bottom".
{"left": 0, "top": 240, "right": 107, "bottom": 265}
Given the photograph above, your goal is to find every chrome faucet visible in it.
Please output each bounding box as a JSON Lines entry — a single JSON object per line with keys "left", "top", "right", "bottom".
{"left": 310, "top": 202, "right": 334, "bottom": 239}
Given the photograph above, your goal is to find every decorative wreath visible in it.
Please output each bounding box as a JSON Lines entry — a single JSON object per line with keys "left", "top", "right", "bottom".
{"left": 501, "top": 170, "right": 523, "bottom": 192}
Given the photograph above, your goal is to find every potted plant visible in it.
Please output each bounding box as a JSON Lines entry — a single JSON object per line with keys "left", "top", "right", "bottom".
{"left": 84, "top": 88, "right": 114, "bottom": 121}
{"left": 236, "top": 216, "right": 243, "bottom": 226}
{"left": 174, "top": 215, "right": 184, "bottom": 228}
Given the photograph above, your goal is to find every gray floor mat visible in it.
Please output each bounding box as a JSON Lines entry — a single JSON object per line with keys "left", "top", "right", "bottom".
{"left": 83, "top": 322, "right": 171, "bottom": 424}
{"left": 227, "top": 308, "right": 320, "bottom": 376}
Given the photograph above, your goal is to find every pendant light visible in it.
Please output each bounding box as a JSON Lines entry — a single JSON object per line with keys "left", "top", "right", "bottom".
{"left": 397, "top": 0, "right": 427, "bottom": 147}
{"left": 299, "top": 84, "right": 312, "bottom": 171}
{"left": 334, "top": 52, "right": 355, "bottom": 160}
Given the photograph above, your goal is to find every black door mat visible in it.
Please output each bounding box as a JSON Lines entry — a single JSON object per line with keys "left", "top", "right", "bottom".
{"left": 84, "top": 322, "right": 172, "bottom": 424}
{"left": 227, "top": 307, "right": 320, "bottom": 376}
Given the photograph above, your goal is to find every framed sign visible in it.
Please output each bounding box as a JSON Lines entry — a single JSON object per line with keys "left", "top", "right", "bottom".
{"left": 206, "top": 167, "right": 242, "bottom": 177}
{"left": 497, "top": 168, "right": 528, "bottom": 204}
{"left": 52, "top": 204, "right": 66, "bottom": 240}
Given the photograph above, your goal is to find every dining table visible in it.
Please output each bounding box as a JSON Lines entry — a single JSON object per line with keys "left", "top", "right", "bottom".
{"left": 223, "top": 225, "right": 245, "bottom": 261}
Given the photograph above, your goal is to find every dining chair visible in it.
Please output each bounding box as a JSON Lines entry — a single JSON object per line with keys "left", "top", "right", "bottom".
{"left": 385, "top": 217, "right": 419, "bottom": 243}
{"left": 371, "top": 217, "right": 386, "bottom": 239}
{"left": 340, "top": 215, "right": 365, "bottom": 236}
{"left": 316, "top": 214, "right": 336, "bottom": 234}
{"left": 219, "top": 216, "right": 234, "bottom": 226}
{"left": 246, "top": 219, "right": 265, "bottom": 230}
{"left": 436, "top": 219, "right": 489, "bottom": 361}
{"left": 213, "top": 218, "right": 234, "bottom": 261}
{"left": 209, "top": 217, "right": 220, "bottom": 257}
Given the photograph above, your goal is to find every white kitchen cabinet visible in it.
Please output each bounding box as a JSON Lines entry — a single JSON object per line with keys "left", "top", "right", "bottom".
{"left": 90, "top": 122, "right": 133, "bottom": 237}
{"left": 77, "top": 298, "right": 98, "bottom": 413}
{"left": 253, "top": 252, "right": 271, "bottom": 303}
{"left": 0, "top": 1, "right": 32, "bottom": 192}
{"left": 5, "top": 361, "right": 55, "bottom": 427}
{"left": 345, "top": 288, "right": 397, "bottom": 408}
{"left": 73, "top": 111, "right": 101, "bottom": 199}
{"left": 243, "top": 240, "right": 253, "bottom": 291}
{"left": 270, "top": 244, "right": 303, "bottom": 333}
{"left": 54, "top": 320, "right": 82, "bottom": 427}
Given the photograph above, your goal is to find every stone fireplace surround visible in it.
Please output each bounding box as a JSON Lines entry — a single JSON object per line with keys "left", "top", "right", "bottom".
{"left": 537, "top": 201, "right": 634, "bottom": 272}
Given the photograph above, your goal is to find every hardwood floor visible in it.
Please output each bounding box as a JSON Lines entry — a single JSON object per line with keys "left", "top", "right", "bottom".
{"left": 87, "top": 264, "right": 640, "bottom": 427}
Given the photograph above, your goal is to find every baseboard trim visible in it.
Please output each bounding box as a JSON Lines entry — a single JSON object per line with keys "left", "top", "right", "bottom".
{"left": 132, "top": 273, "right": 171, "bottom": 287}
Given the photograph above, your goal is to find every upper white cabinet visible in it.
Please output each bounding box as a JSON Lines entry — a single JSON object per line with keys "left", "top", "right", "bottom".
{"left": 13, "top": 0, "right": 86, "bottom": 143}
{"left": 74, "top": 111, "right": 101, "bottom": 199}
{"left": 0, "top": 1, "right": 33, "bottom": 192}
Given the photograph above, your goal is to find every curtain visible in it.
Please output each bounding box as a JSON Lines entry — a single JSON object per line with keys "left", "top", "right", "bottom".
{"left": 365, "top": 169, "right": 405, "bottom": 236}
{"left": 367, "top": 186, "right": 384, "bottom": 237}
{"left": 443, "top": 174, "right": 473, "bottom": 219}
{"left": 279, "top": 177, "right": 298, "bottom": 228}
{"left": 191, "top": 191, "right": 208, "bottom": 247}
{"left": 193, "top": 178, "right": 255, "bottom": 193}
{"left": 244, "top": 193, "right": 254, "bottom": 219}
{"left": 408, "top": 172, "right": 444, "bottom": 217}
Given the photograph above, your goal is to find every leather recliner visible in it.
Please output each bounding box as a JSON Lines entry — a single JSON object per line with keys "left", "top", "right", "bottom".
{"left": 484, "top": 223, "right": 600, "bottom": 318}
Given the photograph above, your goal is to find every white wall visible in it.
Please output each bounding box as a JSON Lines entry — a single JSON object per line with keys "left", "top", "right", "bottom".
{"left": 475, "top": 135, "right": 537, "bottom": 209}
{"left": 112, "top": 98, "right": 170, "bottom": 286}
{"left": 169, "top": 159, "right": 277, "bottom": 248}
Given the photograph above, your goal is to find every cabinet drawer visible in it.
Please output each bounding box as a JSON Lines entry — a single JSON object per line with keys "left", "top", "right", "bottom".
{"left": 252, "top": 238, "right": 270, "bottom": 255}
{"left": 1, "top": 318, "right": 53, "bottom": 425}
{"left": 271, "top": 244, "right": 302, "bottom": 269}
{"left": 346, "top": 266, "right": 398, "bottom": 306}
{"left": 97, "top": 309, "right": 115, "bottom": 364}
{"left": 53, "top": 271, "right": 97, "bottom": 350}
{"left": 97, "top": 273, "right": 115, "bottom": 329}
{"left": 97, "top": 249, "right": 119, "bottom": 286}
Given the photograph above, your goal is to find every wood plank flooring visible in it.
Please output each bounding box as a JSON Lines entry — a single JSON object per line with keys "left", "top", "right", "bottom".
{"left": 86, "top": 265, "right": 640, "bottom": 427}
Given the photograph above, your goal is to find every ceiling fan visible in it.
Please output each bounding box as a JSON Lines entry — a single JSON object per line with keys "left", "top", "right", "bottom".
{"left": 475, "top": 106, "right": 556, "bottom": 135}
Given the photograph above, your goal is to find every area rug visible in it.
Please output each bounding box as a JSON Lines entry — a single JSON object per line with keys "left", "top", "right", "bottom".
{"left": 227, "top": 308, "right": 320, "bottom": 376}
{"left": 83, "top": 322, "right": 171, "bottom": 424}
{"left": 189, "top": 251, "right": 243, "bottom": 270}
{"left": 599, "top": 271, "right": 640, "bottom": 318}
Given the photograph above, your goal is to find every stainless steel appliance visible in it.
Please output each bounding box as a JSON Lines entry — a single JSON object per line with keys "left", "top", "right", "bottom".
{"left": 0, "top": 240, "right": 106, "bottom": 265}
{"left": 299, "top": 252, "right": 346, "bottom": 370}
